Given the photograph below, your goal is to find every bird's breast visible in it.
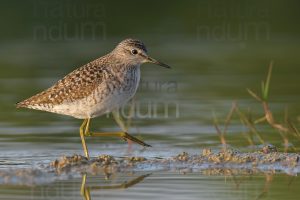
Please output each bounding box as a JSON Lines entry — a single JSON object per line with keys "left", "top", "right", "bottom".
{"left": 48, "top": 66, "right": 141, "bottom": 119}
{"left": 88, "top": 66, "right": 141, "bottom": 117}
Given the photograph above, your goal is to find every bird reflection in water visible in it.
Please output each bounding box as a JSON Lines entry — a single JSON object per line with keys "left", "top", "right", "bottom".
{"left": 80, "top": 172, "right": 152, "bottom": 200}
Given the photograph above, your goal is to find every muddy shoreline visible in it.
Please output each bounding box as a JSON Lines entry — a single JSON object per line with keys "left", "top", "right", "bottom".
{"left": 1, "top": 146, "right": 299, "bottom": 185}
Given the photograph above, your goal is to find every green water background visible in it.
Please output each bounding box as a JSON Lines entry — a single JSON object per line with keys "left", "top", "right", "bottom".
{"left": 0, "top": 1, "right": 300, "bottom": 199}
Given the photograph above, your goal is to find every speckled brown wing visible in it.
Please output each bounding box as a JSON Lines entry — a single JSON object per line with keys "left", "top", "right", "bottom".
{"left": 16, "top": 61, "right": 106, "bottom": 110}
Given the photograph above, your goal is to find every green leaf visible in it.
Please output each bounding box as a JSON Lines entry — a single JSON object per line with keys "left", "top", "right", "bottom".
{"left": 263, "top": 61, "right": 273, "bottom": 100}
{"left": 261, "top": 81, "right": 266, "bottom": 100}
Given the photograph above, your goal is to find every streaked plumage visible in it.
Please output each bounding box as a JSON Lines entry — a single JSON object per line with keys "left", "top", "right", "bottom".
{"left": 16, "top": 38, "right": 170, "bottom": 158}
{"left": 17, "top": 39, "right": 146, "bottom": 119}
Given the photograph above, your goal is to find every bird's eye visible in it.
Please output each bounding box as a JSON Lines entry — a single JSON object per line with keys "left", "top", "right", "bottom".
{"left": 131, "top": 49, "right": 138, "bottom": 55}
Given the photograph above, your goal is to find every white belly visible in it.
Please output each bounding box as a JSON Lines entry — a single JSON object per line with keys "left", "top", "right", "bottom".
{"left": 50, "top": 67, "right": 140, "bottom": 119}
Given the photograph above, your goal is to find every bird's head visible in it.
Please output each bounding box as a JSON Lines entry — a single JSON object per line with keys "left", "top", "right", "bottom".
{"left": 112, "top": 38, "right": 171, "bottom": 68}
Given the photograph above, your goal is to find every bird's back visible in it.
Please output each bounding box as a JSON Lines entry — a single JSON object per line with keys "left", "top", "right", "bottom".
{"left": 17, "top": 56, "right": 108, "bottom": 112}
{"left": 17, "top": 54, "right": 141, "bottom": 119}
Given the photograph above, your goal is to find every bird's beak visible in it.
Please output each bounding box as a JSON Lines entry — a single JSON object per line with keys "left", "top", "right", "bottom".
{"left": 146, "top": 56, "right": 171, "bottom": 69}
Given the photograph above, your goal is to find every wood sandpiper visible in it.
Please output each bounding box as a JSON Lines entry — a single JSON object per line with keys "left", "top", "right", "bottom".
{"left": 16, "top": 38, "right": 170, "bottom": 159}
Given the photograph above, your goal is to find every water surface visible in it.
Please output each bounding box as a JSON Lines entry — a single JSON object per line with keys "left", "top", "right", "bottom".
{"left": 1, "top": 1, "right": 300, "bottom": 199}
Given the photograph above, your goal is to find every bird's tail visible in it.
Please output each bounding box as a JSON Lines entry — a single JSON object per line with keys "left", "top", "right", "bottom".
{"left": 16, "top": 100, "right": 28, "bottom": 108}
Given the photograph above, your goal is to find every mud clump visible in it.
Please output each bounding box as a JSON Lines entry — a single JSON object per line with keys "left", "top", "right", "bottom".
{"left": 202, "top": 148, "right": 212, "bottom": 157}
{"left": 49, "top": 154, "right": 151, "bottom": 174}
{"left": 127, "top": 156, "right": 147, "bottom": 162}
{"left": 50, "top": 154, "right": 119, "bottom": 169}
{"left": 96, "top": 155, "right": 118, "bottom": 165}
{"left": 50, "top": 154, "right": 88, "bottom": 169}
{"left": 261, "top": 144, "right": 278, "bottom": 154}
{"left": 44, "top": 146, "right": 300, "bottom": 176}
{"left": 175, "top": 152, "right": 190, "bottom": 161}
{"left": 168, "top": 147, "right": 299, "bottom": 170}
{"left": 50, "top": 154, "right": 121, "bottom": 174}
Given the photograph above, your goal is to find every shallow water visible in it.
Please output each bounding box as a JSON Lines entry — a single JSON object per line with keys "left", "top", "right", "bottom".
{"left": 1, "top": 1, "right": 300, "bottom": 199}
{"left": 1, "top": 171, "right": 300, "bottom": 200}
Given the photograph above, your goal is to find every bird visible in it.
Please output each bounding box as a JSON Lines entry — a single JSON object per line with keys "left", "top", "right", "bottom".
{"left": 16, "top": 38, "right": 171, "bottom": 159}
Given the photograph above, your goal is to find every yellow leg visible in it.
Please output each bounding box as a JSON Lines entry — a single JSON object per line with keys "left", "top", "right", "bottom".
{"left": 86, "top": 116, "right": 150, "bottom": 147}
{"left": 80, "top": 119, "right": 90, "bottom": 159}
{"left": 112, "top": 110, "right": 133, "bottom": 146}
{"left": 112, "top": 110, "right": 127, "bottom": 132}
{"left": 89, "top": 131, "right": 151, "bottom": 147}
{"left": 84, "top": 118, "right": 91, "bottom": 135}
{"left": 79, "top": 117, "right": 151, "bottom": 158}
{"left": 80, "top": 173, "right": 91, "bottom": 200}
